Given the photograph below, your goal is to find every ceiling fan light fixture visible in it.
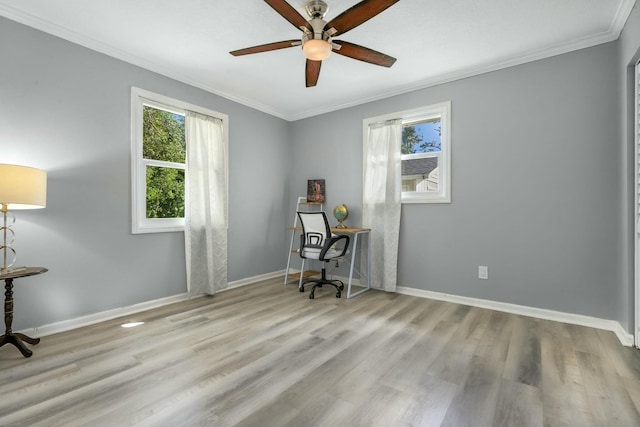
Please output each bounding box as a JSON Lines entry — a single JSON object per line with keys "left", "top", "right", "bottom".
{"left": 303, "top": 39, "right": 331, "bottom": 61}
{"left": 231, "top": 0, "right": 400, "bottom": 86}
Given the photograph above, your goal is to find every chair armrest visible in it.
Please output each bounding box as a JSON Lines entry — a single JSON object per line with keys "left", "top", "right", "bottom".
{"left": 320, "top": 234, "right": 350, "bottom": 260}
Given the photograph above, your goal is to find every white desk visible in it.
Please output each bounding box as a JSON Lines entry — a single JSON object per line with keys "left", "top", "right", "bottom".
{"left": 289, "top": 226, "right": 371, "bottom": 298}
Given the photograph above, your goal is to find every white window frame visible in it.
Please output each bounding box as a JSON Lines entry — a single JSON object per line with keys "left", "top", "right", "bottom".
{"left": 131, "top": 87, "right": 228, "bottom": 234}
{"left": 635, "top": 60, "right": 640, "bottom": 347}
{"left": 363, "top": 101, "right": 451, "bottom": 204}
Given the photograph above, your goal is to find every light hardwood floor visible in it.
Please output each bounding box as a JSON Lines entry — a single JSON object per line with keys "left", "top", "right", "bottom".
{"left": 1, "top": 278, "right": 640, "bottom": 426}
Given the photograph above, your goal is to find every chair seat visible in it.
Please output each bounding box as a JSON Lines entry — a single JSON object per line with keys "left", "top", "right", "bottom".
{"left": 300, "top": 247, "right": 344, "bottom": 260}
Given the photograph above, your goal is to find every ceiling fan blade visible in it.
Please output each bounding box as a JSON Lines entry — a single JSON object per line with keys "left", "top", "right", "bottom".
{"left": 264, "top": 0, "right": 312, "bottom": 32}
{"left": 324, "top": 0, "right": 399, "bottom": 37}
{"left": 332, "top": 41, "right": 396, "bottom": 67}
{"left": 306, "top": 59, "right": 322, "bottom": 87}
{"left": 230, "top": 40, "right": 300, "bottom": 56}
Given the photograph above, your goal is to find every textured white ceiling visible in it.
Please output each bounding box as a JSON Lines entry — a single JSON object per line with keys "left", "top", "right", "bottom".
{"left": 0, "top": 0, "right": 635, "bottom": 120}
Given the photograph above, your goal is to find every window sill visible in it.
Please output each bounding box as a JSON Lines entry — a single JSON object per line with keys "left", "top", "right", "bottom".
{"left": 132, "top": 218, "right": 185, "bottom": 234}
{"left": 401, "top": 193, "right": 451, "bottom": 204}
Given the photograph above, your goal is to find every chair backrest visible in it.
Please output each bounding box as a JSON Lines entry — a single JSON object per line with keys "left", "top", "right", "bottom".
{"left": 297, "top": 211, "right": 331, "bottom": 248}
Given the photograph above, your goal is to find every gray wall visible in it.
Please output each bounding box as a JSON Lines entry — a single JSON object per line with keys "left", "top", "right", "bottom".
{"left": 2, "top": 8, "right": 638, "bottom": 334}
{"left": 0, "top": 17, "right": 290, "bottom": 330}
{"left": 291, "top": 41, "right": 625, "bottom": 327}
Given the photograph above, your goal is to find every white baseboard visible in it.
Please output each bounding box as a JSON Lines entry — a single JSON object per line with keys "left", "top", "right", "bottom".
{"left": 396, "top": 286, "right": 635, "bottom": 347}
{"left": 24, "top": 293, "right": 190, "bottom": 338}
{"left": 19, "top": 270, "right": 285, "bottom": 338}
{"left": 24, "top": 273, "right": 633, "bottom": 348}
{"left": 226, "top": 270, "right": 285, "bottom": 290}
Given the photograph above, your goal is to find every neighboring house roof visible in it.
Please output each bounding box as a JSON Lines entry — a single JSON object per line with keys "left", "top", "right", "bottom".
{"left": 402, "top": 157, "right": 438, "bottom": 176}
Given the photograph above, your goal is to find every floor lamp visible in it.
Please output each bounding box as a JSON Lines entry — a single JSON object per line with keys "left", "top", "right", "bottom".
{"left": 0, "top": 164, "right": 47, "bottom": 273}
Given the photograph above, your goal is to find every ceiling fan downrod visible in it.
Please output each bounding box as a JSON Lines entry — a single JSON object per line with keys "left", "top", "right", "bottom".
{"left": 305, "top": 0, "right": 328, "bottom": 19}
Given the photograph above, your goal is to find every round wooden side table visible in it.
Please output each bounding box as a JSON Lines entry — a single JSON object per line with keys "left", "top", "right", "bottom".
{"left": 0, "top": 267, "right": 48, "bottom": 357}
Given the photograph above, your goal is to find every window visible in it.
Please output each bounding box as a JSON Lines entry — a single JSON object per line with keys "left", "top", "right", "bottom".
{"left": 131, "top": 87, "right": 228, "bottom": 233}
{"left": 401, "top": 118, "right": 441, "bottom": 193}
{"left": 364, "top": 101, "right": 451, "bottom": 203}
{"left": 143, "top": 105, "right": 186, "bottom": 218}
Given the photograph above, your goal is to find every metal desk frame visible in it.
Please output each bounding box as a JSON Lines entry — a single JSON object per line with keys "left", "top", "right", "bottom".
{"left": 340, "top": 228, "right": 371, "bottom": 298}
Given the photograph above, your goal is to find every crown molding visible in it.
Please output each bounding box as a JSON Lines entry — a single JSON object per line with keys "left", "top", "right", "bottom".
{"left": 0, "top": 0, "right": 636, "bottom": 122}
{"left": 0, "top": 5, "right": 289, "bottom": 120}
{"left": 287, "top": 5, "right": 636, "bottom": 120}
{"left": 275, "top": 0, "right": 640, "bottom": 121}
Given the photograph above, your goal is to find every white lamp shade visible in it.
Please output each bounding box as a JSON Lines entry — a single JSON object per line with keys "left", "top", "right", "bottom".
{"left": 303, "top": 39, "right": 331, "bottom": 61}
{"left": 0, "top": 164, "right": 47, "bottom": 209}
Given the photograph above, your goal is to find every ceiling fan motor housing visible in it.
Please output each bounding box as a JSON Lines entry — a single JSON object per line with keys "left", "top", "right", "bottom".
{"left": 302, "top": 18, "right": 331, "bottom": 43}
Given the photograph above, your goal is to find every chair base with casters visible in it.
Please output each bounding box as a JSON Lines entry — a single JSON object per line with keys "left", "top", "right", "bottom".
{"left": 299, "top": 262, "right": 345, "bottom": 299}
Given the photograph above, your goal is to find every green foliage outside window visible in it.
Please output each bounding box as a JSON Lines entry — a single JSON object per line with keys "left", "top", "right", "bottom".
{"left": 143, "top": 106, "right": 186, "bottom": 162}
{"left": 146, "top": 166, "right": 185, "bottom": 218}
{"left": 143, "top": 106, "right": 186, "bottom": 219}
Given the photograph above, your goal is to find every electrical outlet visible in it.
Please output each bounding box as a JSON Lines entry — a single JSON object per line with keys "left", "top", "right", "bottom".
{"left": 478, "top": 266, "right": 488, "bottom": 280}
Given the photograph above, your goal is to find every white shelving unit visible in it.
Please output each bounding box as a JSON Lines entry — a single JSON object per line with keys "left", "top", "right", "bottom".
{"left": 284, "top": 197, "right": 323, "bottom": 284}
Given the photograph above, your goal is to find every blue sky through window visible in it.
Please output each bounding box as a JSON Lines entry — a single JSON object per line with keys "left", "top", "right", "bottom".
{"left": 172, "top": 113, "right": 185, "bottom": 124}
{"left": 410, "top": 120, "right": 441, "bottom": 153}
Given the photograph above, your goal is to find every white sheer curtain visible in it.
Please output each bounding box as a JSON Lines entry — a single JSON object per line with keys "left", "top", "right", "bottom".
{"left": 184, "top": 111, "right": 228, "bottom": 296}
{"left": 362, "top": 119, "right": 402, "bottom": 292}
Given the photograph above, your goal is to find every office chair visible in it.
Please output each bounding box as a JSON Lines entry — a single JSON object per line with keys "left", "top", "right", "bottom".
{"left": 297, "top": 211, "right": 350, "bottom": 299}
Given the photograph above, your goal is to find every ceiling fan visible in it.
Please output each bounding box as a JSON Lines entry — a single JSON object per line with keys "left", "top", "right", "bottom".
{"left": 230, "top": 0, "right": 399, "bottom": 87}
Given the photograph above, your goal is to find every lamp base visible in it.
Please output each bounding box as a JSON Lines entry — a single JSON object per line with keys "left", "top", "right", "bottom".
{"left": 0, "top": 266, "right": 26, "bottom": 275}
{"left": 1, "top": 207, "right": 17, "bottom": 271}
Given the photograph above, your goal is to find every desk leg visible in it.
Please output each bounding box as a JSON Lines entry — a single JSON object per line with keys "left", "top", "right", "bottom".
{"left": 346, "top": 233, "right": 358, "bottom": 298}
{"left": 0, "top": 278, "right": 40, "bottom": 358}
{"left": 367, "top": 233, "right": 372, "bottom": 290}
{"left": 346, "top": 232, "right": 371, "bottom": 299}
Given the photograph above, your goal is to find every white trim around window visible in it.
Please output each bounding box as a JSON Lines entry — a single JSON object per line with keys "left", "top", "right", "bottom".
{"left": 363, "top": 101, "right": 451, "bottom": 204}
{"left": 130, "top": 87, "right": 229, "bottom": 234}
{"left": 634, "top": 60, "right": 640, "bottom": 347}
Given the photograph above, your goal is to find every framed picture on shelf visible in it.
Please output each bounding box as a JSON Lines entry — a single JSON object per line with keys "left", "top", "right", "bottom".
{"left": 307, "top": 179, "right": 325, "bottom": 203}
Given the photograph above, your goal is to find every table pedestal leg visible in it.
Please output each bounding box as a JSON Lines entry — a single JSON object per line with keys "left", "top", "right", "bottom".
{"left": 0, "top": 278, "right": 39, "bottom": 358}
